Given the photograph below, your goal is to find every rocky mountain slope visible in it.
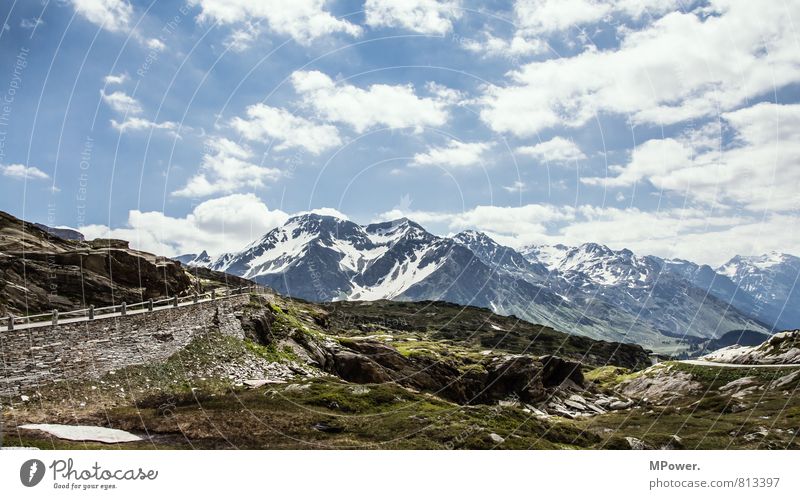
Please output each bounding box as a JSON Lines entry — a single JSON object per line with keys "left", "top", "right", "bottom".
{"left": 717, "top": 252, "right": 800, "bottom": 329}
{"left": 0, "top": 210, "right": 247, "bottom": 317}
{"left": 184, "top": 213, "right": 780, "bottom": 349}
{"left": 701, "top": 330, "right": 800, "bottom": 365}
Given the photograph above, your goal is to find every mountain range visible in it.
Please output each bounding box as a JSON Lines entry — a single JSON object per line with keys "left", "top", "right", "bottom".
{"left": 176, "top": 213, "right": 798, "bottom": 350}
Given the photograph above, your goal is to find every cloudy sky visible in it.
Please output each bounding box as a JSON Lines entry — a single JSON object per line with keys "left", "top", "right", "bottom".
{"left": 0, "top": 0, "right": 798, "bottom": 265}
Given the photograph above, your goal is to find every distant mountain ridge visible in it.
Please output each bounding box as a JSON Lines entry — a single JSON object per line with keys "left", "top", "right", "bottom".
{"left": 179, "top": 213, "right": 796, "bottom": 349}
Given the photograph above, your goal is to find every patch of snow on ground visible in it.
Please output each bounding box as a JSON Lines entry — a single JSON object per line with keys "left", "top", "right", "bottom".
{"left": 19, "top": 424, "right": 142, "bottom": 443}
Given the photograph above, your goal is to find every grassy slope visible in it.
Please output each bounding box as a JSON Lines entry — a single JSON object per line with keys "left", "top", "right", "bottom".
{"left": 5, "top": 295, "right": 798, "bottom": 450}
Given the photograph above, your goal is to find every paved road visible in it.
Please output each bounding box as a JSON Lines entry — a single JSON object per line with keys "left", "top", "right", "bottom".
{"left": 678, "top": 359, "right": 800, "bottom": 369}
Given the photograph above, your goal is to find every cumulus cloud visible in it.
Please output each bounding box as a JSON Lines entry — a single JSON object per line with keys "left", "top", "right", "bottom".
{"left": 480, "top": 1, "right": 800, "bottom": 136}
{"left": 514, "top": 0, "right": 682, "bottom": 35}
{"left": 462, "top": 0, "right": 679, "bottom": 60}
{"left": 376, "top": 203, "right": 576, "bottom": 245}
{"left": 513, "top": 0, "right": 612, "bottom": 35}
{"left": 173, "top": 138, "right": 282, "bottom": 198}
{"left": 1, "top": 163, "right": 49, "bottom": 180}
{"left": 583, "top": 102, "right": 800, "bottom": 212}
{"left": 187, "top": 0, "right": 362, "bottom": 45}
{"left": 145, "top": 38, "right": 165, "bottom": 51}
{"left": 557, "top": 206, "right": 799, "bottom": 266}
{"left": 70, "top": 0, "right": 133, "bottom": 32}
{"left": 502, "top": 180, "right": 527, "bottom": 193}
{"left": 103, "top": 73, "right": 127, "bottom": 85}
{"left": 111, "top": 117, "right": 179, "bottom": 134}
{"left": 231, "top": 103, "right": 341, "bottom": 155}
{"left": 291, "top": 70, "right": 452, "bottom": 133}
{"left": 411, "top": 140, "right": 492, "bottom": 168}
{"left": 299, "top": 207, "right": 350, "bottom": 220}
{"left": 516, "top": 136, "right": 586, "bottom": 163}
{"left": 460, "top": 32, "right": 544, "bottom": 59}
{"left": 80, "top": 193, "right": 289, "bottom": 256}
{"left": 365, "top": 0, "right": 461, "bottom": 35}
{"left": 100, "top": 90, "right": 141, "bottom": 115}
{"left": 377, "top": 201, "right": 800, "bottom": 266}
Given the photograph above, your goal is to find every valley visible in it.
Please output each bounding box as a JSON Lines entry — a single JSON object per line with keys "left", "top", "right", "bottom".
{"left": 1, "top": 210, "right": 798, "bottom": 450}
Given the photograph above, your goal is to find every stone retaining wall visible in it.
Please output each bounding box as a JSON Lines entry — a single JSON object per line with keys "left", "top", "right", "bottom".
{"left": 0, "top": 295, "right": 249, "bottom": 397}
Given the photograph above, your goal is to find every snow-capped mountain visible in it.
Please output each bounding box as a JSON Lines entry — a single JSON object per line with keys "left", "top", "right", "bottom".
{"left": 520, "top": 243, "right": 571, "bottom": 271}
{"left": 519, "top": 241, "right": 770, "bottom": 344}
{"left": 176, "top": 250, "right": 212, "bottom": 267}
{"left": 717, "top": 252, "right": 800, "bottom": 329}
{"left": 182, "top": 213, "right": 795, "bottom": 348}
{"left": 453, "top": 230, "right": 551, "bottom": 283}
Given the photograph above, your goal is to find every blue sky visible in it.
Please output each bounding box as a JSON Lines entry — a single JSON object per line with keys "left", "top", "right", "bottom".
{"left": 0, "top": 0, "right": 798, "bottom": 265}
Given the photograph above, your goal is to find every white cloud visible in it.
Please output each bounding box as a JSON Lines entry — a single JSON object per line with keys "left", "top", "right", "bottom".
{"left": 513, "top": 0, "right": 682, "bottom": 35}
{"left": 20, "top": 18, "right": 44, "bottom": 29}
{"left": 187, "top": 0, "right": 362, "bottom": 45}
{"left": 581, "top": 137, "right": 692, "bottom": 187}
{"left": 463, "top": 0, "right": 680, "bottom": 60}
{"left": 365, "top": 0, "right": 461, "bottom": 35}
{"left": 424, "top": 81, "right": 465, "bottom": 105}
{"left": 502, "top": 180, "right": 527, "bottom": 193}
{"left": 460, "top": 32, "right": 544, "bottom": 59}
{"left": 291, "top": 70, "right": 452, "bottom": 133}
{"left": 557, "top": 206, "right": 799, "bottom": 266}
{"left": 299, "top": 207, "right": 350, "bottom": 220}
{"left": 70, "top": 0, "right": 166, "bottom": 50}
{"left": 480, "top": 1, "right": 800, "bottom": 136}
{"left": 103, "top": 73, "right": 127, "bottom": 85}
{"left": 514, "top": 0, "right": 612, "bottom": 35}
{"left": 70, "top": 0, "right": 132, "bottom": 32}
{"left": 173, "top": 138, "right": 282, "bottom": 198}
{"left": 231, "top": 103, "right": 341, "bottom": 155}
{"left": 111, "top": 117, "right": 179, "bottom": 134}
{"left": 100, "top": 90, "right": 141, "bottom": 115}
{"left": 516, "top": 136, "right": 587, "bottom": 163}
{"left": 378, "top": 201, "right": 800, "bottom": 266}
{"left": 146, "top": 38, "right": 165, "bottom": 51}
{"left": 223, "top": 23, "right": 262, "bottom": 52}
{"left": 1, "top": 163, "right": 49, "bottom": 180}
{"left": 80, "top": 193, "right": 289, "bottom": 256}
{"left": 583, "top": 102, "right": 800, "bottom": 212}
{"left": 376, "top": 203, "right": 576, "bottom": 244}
{"left": 613, "top": 0, "right": 683, "bottom": 19}
{"left": 411, "top": 139, "right": 492, "bottom": 168}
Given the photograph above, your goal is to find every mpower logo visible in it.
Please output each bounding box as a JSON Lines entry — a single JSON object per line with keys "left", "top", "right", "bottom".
{"left": 20, "top": 459, "right": 45, "bottom": 487}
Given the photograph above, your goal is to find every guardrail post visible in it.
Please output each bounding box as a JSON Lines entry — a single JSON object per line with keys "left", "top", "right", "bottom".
{"left": 148, "top": 299, "right": 154, "bottom": 312}
{"left": 173, "top": 296, "right": 178, "bottom": 307}
{"left": 121, "top": 302, "right": 127, "bottom": 316}
{"left": 52, "top": 309, "right": 58, "bottom": 326}
{"left": 211, "top": 289, "right": 216, "bottom": 301}
{"left": 193, "top": 293, "right": 198, "bottom": 304}
{"left": 89, "top": 305, "right": 94, "bottom": 320}
{"left": 8, "top": 316, "right": 13, "bottom": 332}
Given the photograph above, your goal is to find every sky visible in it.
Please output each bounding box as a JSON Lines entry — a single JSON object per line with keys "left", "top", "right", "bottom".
{"left": 0, "top": 0, "right": 798, "bottom": 266}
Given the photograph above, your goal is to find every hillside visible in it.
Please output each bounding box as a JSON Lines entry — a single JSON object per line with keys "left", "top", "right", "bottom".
{"left": 702, "top": 330, "right": 800, "bottom": 365}
{"left": 0, "top": 210, "right": 249, "bottom": 316}
{"left": 6, "top": 290, "right": 797, "bottom": 450}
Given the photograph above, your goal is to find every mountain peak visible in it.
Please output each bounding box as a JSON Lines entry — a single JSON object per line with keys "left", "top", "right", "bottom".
{"left": 364, "top": 218, "right": 430, "bottom": 241}
{"left": 453, "top": 229, "right": 494, "bottom": 244}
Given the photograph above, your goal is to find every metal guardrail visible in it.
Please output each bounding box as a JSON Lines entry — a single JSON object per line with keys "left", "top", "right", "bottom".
{"left": 0, "top": 285, "right": 259, "bottom": 332}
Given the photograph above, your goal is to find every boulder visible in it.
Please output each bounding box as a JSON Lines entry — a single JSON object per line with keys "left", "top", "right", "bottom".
{"left": 540, "top": 355, "right": 584, "bottom": 387}
{"left": 483, "top": 356, "right": 546, "bottom": 403}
